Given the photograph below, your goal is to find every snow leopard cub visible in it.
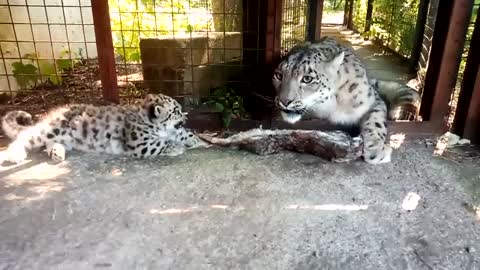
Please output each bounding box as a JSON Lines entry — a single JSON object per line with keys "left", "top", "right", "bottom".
{"left": 272, "top": 37, "right": 420, "bottom": 164}
{"left": 1, "top": 94, "right": 208, "bottom": 163}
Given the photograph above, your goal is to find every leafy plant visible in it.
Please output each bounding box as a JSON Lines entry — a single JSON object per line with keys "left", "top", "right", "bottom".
{"left": 12, "top": 62, "right": 38, "bottom": 89}
{"left": 204, "top": 86, "right": 246, "bottom": 128}
{"left": 11, "top": 49, "right": 82, "bottom": 89}
{"left": 324, "top": 0, "right": 344, "bottom": 12}
{"left": 351, "top": 0, "right": 420, "bottom": 58}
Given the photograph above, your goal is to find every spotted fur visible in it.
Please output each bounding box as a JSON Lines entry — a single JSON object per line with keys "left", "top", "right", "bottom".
{"left": 1, "top": 94, "right": 208, "bottom": 163}
{"left": 272, "top": 37, "right": 420, "bottom": 164}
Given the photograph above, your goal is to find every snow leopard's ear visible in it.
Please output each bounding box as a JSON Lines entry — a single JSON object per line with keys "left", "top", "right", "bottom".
{"left": 326, "top": 51, "right": 344, "bottom": 75}
{"left": 144, "top": 94, "right": 168, "bottom": 121}
{"left": 147, "top": 104, "right": 168, "bottom": 122}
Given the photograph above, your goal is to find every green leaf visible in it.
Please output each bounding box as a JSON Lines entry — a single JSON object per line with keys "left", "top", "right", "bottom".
{"left": 49, "top": 74, "right": 63, "bottom": 85}
{"left": 59, "top": 49, "right": 70, "bottom": 58}
{"left": 129, "top": 51, "right": 141, "bottom": 62}
{"left": 38, "top": 60, "right": 56, "bottom": 76}
{"left": 56, "top": 58, "right": 73, "bottom": 71}
{"left": 212, "top": 87, "right": 226, "bottom": 97}
{"left": 214, "top": 102, "right": 224, "bottom": 112}
{"left": 12, "top": 62, "right": 38, "bottom": 88}
{"left": 38, "top": 60, "right": 62, "bottom": 85}
{"left": 222, "top": 113, "right": 232, "bottom": 128}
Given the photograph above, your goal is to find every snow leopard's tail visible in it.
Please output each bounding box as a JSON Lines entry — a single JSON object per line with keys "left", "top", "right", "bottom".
{"left": 370, "top": 79, "right": 421, "bottom": 121}
{"left": 1, "top": 110, "right": 34, "bottom": 139}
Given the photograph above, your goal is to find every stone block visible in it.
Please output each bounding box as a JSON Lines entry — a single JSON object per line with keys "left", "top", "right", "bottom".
{"left": 140, "top": 32, "right": 243, "bottom": 101}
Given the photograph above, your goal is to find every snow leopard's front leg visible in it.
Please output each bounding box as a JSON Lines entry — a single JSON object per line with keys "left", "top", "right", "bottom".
{"left": 360, "top": 100, "right": 392, "bottom": 164}
{"left": 179, "top": 129, "right": 211, "bottom": 149}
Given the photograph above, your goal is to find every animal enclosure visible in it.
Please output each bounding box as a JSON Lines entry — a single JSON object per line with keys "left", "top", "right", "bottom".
{"left": 0, "top": 0, "right": 479, "bottom": 142}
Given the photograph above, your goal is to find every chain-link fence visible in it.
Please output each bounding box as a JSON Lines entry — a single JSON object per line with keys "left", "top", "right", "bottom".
{"left": 280, "top": 0, "right": 308, "bottom": 56}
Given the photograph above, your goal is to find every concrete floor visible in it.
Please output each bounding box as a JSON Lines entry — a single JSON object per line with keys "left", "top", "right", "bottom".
{"left": 1, "top": 141, "right": 480, "bottom": 269}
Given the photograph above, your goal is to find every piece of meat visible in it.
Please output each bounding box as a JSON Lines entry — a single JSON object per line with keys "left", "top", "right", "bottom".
{"left": 198, "top": 129, "right": 363, "bottom": 162}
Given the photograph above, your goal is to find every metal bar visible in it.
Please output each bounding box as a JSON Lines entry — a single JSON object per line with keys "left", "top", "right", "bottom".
{"left": 307, "top": 0, "right": 324, "bottom": 41}
{"left": 453, "top": 6, "right": 480, "bottom": 143}
{"left": 91, "top": 0, "right": 119, "bottom": 104}
{"left": 420, "top": 0, "right": 474, "bottom": 125}
{"left": 409, "top": 0, "right": 430, "bottom": 72}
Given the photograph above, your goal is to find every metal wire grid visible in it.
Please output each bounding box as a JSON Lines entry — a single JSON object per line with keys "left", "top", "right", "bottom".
{"left": 109, "top": 0, "right": 263, "bottom": 105}
{"left": 0, "top": 0, "right": 99, "bottom": 113}
{"left": 280, "top": 0, "right": 308, "bottom": 56}
{"left": 417, "top": 0, "right": 438, "bottom": 70}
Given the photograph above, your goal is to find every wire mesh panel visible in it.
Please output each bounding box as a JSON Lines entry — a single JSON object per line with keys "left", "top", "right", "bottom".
{"left": 418, "top": 0, "right": 439, "bottom": 71}
{"left": 0, "top": 0, "right": 99, "bottom": 116}
{"left": 108, "top": 0, "right": 268, "bottom": 112}
{"left": 0, "top": 0, "right": 269, "bottom": 125}
{"left": 280, "top": 0, "right": 308, "bottom": 56}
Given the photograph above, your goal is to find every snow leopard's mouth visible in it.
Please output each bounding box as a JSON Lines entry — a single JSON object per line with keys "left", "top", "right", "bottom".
{"left": 282, "top": 109, "right": 304, "bottom": 117}
{"left": 174, "top": 120, "right": 185, "bottom": 129}
{"left": 280, "top": 109, "right": 304, "bottom": 124}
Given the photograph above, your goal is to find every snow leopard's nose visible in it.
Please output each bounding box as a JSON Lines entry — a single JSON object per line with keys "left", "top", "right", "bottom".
{"left": 277, "top": 97, "right": 294, "bottom": 108}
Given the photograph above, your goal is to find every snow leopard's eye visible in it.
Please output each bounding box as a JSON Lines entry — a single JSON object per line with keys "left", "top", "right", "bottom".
{"left": 301, "top": 76, "right": 313, "bottom": 84}
{"left": 273, "top": 72, "right": 283, "bottom": 81}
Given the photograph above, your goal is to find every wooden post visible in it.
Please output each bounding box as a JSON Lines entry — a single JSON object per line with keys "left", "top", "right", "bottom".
{"left": 264, "top": 0, "right": 283, "bottom": 66}
{"left": 458, "top": 69, "right": 480, "bottom": 143}
{"left": 91, "top": 0, "right": 119, "bottom": 104}
{"left": 419, "top": 0, "right": 474, "bottom": 127}
{"left": 364, "top": 0, "right": 374, "bottom": 33}
{"left": 453, "top": 7, "right": 480, "bottom": 143}
{"left": 242, "top": 0, "right": 260, "bottom": 67}
{"left": 409, "top": 0, "right": 430, "bottom": 72}
{"left": 307, "top": 0, "right": 324, "bottom": 41}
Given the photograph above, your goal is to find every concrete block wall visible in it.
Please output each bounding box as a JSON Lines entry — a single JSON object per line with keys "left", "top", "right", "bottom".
{"left": 140, "top": 32, "right": 243, "bottom": 103}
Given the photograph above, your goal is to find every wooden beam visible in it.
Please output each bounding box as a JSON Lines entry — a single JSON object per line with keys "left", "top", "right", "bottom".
{"left": 453, "top": 7, "right": 480, "bottom": 143}
{"left": 264, "top": 0, "right": 283, "bottom": 66}
{"left": 419, "top": 0, "right": 473, "bottom": 125}
{"left": 185, "top": 113, "right": 447, "bottom": 140}
{"left": 307, "top": 0, "right": 324, "bottom": 41}
{"left": 461, "top": 69, "right": 480, "bottom": 143}
{"left": 91, "top": 0, "right": 119, "bottom": 104}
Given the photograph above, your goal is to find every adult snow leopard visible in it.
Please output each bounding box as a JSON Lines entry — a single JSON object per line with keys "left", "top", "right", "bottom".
{"left": 1, "top": 94, "right": 208, "bottom": 163}
{"left": 272, "top": 37, "right": 420, "bottom": 164}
